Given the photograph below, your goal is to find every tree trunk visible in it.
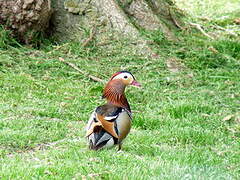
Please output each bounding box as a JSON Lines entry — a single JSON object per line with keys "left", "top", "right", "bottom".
{"left": 0, "top": 0, "right": 184, "bottom": 48}
{"left": 50, "top": 0, "right": 183, "bottom": 57}
{"left": 51, "top": 0, "right": 183, "bottom": 40}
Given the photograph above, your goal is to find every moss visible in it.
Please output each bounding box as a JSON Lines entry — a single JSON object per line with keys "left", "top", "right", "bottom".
{"left": 64, "top": 0, "right": 80, "bottom": 8}
{"left": 64, "top": 0, "right": 90, "bottom": 14}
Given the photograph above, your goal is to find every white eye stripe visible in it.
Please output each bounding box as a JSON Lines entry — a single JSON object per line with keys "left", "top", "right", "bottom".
{"left": 113, "top": 73, "right": 133, "bottom": 80}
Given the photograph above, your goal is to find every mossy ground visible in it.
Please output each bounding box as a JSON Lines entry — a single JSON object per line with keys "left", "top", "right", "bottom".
{"left": 0, "top": 0, "right": 240, "bottom": 179}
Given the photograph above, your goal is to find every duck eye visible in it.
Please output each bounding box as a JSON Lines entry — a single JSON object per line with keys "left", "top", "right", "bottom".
{"left": 124, "top": 76, "right": 128, "bottom": 79}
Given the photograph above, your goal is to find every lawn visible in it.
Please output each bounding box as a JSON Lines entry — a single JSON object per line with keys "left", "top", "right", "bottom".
{"left": 0, "top": 0, "right": 240, "bottom": 179}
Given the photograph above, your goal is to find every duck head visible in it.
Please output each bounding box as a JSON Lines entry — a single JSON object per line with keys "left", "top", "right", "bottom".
{"left": 103, "top": 71, "right": 141, "bottom": 112}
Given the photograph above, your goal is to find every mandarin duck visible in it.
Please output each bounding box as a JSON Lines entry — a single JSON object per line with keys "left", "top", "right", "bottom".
{"left": 86, "top": 71, "right": 141, "bottom": 150}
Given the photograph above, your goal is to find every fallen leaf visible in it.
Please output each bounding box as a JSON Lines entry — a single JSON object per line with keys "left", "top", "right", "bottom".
{"left": 234, "top": 18, "right": 240, "bottom": 25}
{"left": 43, "top": 76, "right": 50, "bottom": 80}
{"left": 64, "top": 96, "right": 75, "bottom": 100}
{"left": 208, "top": 46, "right": 218, "bottom": 53}
{"left": 230, "top": 94, "right": 235, "bottom": 98}
{"left": 235, "top": 117, "right": 240, "bottom": 123}
{"left": 60, "top": 102, "right": 68, "bottom": 107}
{"left": 202, "top": 113, "right": 210, "bottom": 117}
{"left": 222, "top": 115, "right": 234, "bottom": 121}
{"left": 88, "top": 173, "right": 101, "bottom": 178}
{"left": 81, "top": 175, "right": 87, "bottom": 180}
{"left": 186, "top": 73, "right": 194, "bottom": 78}
{"left": 166, "top": 58, "right": 185, "bottom": 73}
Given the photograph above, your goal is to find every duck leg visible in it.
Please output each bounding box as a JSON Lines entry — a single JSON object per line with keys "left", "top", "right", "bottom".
{"left": 117, "top": 143, "right": 122, "bottom": 151}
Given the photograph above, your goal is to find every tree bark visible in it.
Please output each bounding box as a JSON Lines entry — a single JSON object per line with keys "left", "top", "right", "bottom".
{"left": 0, "top": 0, "right": 52, "bottom": 44}
{"left": 0, "top": 0, "right": 184, "bottom": 47}
{"left": 51, "top": 0, "right": 183, "bottom": 41}
{"left": 50, "top": 0, "right": 184, "bottom": 57}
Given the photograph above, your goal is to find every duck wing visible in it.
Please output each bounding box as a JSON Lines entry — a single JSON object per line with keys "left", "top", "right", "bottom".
{"left": 86, "top": 104, "right": 131, "bottom": 150}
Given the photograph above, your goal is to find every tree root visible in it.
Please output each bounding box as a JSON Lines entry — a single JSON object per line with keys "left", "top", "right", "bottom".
{"left": 169, "top": 7, "right": 184, "bottom": 30}
{"left": 210, "top": 25, "right": 238, "bottom": 37}
{"left": 82, "top": 26, "right": 97, "bottom": 47}
{"left": 189, "top": 22, "right": 214, "bottom": 39}
{"left": 58, "top": 57, "right": 106, "bottom": 83}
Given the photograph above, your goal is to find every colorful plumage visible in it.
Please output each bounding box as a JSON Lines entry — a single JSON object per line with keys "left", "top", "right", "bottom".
{"left": 86, "top": 71, "right": 141, "bottom": 150}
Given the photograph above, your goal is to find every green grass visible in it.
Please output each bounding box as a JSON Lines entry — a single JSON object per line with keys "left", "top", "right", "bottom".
{"left": 175, "top": 0, "right": 240, "bottom": 19}
{"left": 0, "top": 0, "right": 240, "bottom": 179}
{"left": 175, "top": 0, "right": 240, "bottom": 37}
